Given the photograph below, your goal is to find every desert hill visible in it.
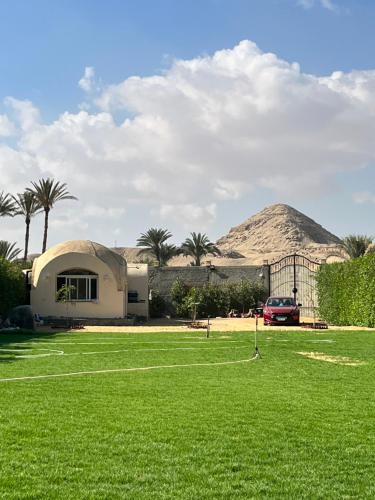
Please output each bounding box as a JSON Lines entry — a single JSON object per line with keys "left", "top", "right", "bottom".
{"left": 217, "top": 204, "right": 341, "bottom": 252}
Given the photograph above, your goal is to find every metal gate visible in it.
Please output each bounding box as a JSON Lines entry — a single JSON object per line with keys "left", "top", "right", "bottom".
{"left": 268, "top": 254, "right": 321, "bottom": 318}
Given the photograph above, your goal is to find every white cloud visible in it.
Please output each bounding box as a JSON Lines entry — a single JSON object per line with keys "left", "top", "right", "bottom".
{"left": 78, "top": 66, "right": 97, "bottom": 92}
{"left": 4, "top": 97, "right": 40, "bottom": 131}
{"left": 0, "top": 114, "right": 16, "bottom": 137}
{"left": 297, "top": 0, "right": 340, "bottom": 12}
{"left": 1, "top": 40, "right": 375, "bottom": 250}
{"left": 157, "top": 203, "right": 217, "bottom": 227}
{"left": 352, "top": 192, "right": 375, "bottom": 205}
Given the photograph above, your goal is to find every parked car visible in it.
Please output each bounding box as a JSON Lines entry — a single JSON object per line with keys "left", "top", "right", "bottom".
{"left": 263, "top": 296, "right": 300, "bottom": 326}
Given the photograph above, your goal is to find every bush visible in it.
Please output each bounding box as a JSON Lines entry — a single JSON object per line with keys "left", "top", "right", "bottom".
{"left": 0, "top": 258, "right": 26, "bottom": 319}
{"left": 316, "top": 254, "right": 375, "bottom": 327}
{"left": 149, "top": 290, "right": 167, "bottom": 318}
{"left": 170, "top": 278, "right": 266, "bottom": 319}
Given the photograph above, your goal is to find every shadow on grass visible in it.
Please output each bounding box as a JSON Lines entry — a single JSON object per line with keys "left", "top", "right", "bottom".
{"left": 0, "top": 328, "right": 69, "bottom": 364}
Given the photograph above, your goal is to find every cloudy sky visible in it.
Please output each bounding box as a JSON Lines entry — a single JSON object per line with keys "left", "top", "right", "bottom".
{"left": 1, "top": 0, "right": 375, "bottom": 253}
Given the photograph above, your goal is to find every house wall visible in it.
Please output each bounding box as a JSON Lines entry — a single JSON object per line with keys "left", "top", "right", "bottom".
{"left": 148, "top": 265, "right": 269, "bottom": 312}
{"left": 31, "top": 252, "right": 127, "bottom": 318}
{"left": 127, "top": 264, "right": 149, "bottom": 318}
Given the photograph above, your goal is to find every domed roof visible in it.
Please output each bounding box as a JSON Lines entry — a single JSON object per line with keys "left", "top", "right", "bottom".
{"left": 32, "top": 240, "right": 127, "bottom": 291}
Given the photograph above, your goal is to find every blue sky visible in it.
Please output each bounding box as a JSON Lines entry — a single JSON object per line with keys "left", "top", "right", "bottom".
{"left": 2, "top": 0, "right": 375, "bottom": 115}
{"left": 1, "top": 0, "right": 375, "bottom": 251}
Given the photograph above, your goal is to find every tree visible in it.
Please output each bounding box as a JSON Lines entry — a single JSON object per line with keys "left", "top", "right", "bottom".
{"left": 159, "top": 243, "right": 180, "bottom": 266}
{"left": 28, "top": 178, "right": 77, "bottom": 253}
{"left": 342, "top": 234, "right": 373, "bottom": 259}
{"left": 137, "top": 228, "right": 180, "bottom": 266}
{"left": 0, "top": 241, "right": 21, "bottom": 261}
{"left": 0, "top": 257, "right": 25, "bottom": 319}
{"left": 0, "top": 191, "right": 15, "bottom": 217}
{"left": 181, "top": 232, "right": 221, "bottom": 266}
{"left": 56, "top": 284, "right": 77, "bottom": 325}
{"left": 12, "top": 191, "right": 42, "bottom": 261}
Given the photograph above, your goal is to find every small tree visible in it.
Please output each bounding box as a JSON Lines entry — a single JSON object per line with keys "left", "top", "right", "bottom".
{"left": 149, "top": 290, "right": 166, "bottom": 318}
{"left": 56, "top": 284, "right": 76, "bottom": 326}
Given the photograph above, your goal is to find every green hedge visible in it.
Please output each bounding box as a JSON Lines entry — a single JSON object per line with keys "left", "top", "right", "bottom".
{"left": 316, "top": 254, "right": 375, "bottom": 327}
{"left": 170, "top": 278, "right": 266, "bottom": 318}
{"left": 0, "top": 258, "right": 26, "bottom": 319}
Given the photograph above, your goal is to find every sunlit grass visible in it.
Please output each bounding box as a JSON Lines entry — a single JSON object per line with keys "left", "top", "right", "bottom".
{"left": 0, "top": 329, "right": 374, "bottom": 499}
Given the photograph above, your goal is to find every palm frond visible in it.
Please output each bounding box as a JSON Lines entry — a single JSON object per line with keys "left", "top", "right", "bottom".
{"left": 0, "top": 191, "right": 15, "bottom": 217}
{"left": 342, "top": 234, "right": 373, "bottom": 259}
{"left": 28, "top": 178, "right": 77, "bottom": 209}
{"left": 0, "top": 241, "right": 22, "bottom": 261}
{"left": 181, "top": 232, "right": 221, "bottom": 266}
{"left": 12, "top": 191, "right": 42, "bottom": 219}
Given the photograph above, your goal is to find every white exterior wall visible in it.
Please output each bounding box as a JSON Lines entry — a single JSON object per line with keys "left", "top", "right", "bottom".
{"left": 127, "top": 264, "right": 149, "bottom": 318}
{"left": 31, "top": 252, "right": 127, "bottom": 318}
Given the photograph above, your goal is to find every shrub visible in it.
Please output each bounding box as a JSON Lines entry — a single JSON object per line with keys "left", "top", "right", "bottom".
{"left": 0, "top": 258, "right": 26, "bottom": 319}
{"left": 170, "top": 278, "right": 266, "bottom": 319}
{"left": 316, "top": 254, "right": 375, "bottom": 327}
{"left": 149, "top": 290, "right": 167, "bottom": 318}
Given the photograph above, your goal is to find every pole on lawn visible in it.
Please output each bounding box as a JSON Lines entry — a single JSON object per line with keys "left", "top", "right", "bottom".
{"left": 253, "top": 314, "right": 261, "bottom": 359}
{"left": 207, "top": 316, "right": 210, "bottom": 338}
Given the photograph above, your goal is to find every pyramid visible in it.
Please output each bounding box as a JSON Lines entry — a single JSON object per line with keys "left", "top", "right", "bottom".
{"left": 216, "top": 204, "right": 342, "bottom": 258}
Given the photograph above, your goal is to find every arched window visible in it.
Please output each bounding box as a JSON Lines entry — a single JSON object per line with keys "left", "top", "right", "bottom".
{"left": 56, "top": 269, "right": 98, "bottom": 301}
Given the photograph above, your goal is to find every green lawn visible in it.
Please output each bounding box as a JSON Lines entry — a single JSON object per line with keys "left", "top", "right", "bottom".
{"left": 0, "top": 328, "right": 374, "bottom": 499}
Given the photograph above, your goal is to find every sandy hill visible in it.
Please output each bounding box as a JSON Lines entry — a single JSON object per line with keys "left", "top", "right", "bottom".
{"left": 218, "top": 204, "right": 341, "bottom": 253}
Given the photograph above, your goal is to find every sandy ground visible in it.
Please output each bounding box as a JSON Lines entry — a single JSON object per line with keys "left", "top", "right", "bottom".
{"left": 296, "top": 352, "right": 366, "bottom": 366}
{"left": 41, "top": 317, "right": 375, "bottom": 333}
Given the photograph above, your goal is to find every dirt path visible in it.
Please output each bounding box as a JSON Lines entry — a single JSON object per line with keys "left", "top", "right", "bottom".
{"left": 70, "top": 318, "right": 375, "bottom": 333}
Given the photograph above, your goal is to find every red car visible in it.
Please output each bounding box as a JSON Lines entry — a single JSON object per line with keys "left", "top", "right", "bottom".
{"left": 263, "top": 296, "right": 300, "bottom": 326}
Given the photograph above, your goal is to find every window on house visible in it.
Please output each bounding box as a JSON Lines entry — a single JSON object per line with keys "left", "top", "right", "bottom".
{"left": 56, "top": 269, "right": 98, "bottom": 301}
{"left": 128, "top": 291, "right": 138, "bottom": 303}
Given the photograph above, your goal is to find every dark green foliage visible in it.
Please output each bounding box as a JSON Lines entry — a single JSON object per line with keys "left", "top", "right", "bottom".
{"left": 28, "top": 178, "right": 77, "bottom": 253}
{"left": 149, "top": 290, "right": 166, "bottom": 318}
{"left": 137, "top": 228, "right": 180, "bottom": 266}
{"left": 0, "top": 258, "right": 26, "bottom": 319}
{"left": 171, "top": 277, "right": 266, "bottom": 318}
{"left": 7, "top": 305, "right": 35, "bottom": 330}
{"left": 0, "top": 241, "right": 21, "bottom": 261}
{"left": 181, "top": 232, "right": 221, "bottom": 266}
{"left": 316, "top": 254, "right": 375, "bottom": 326}
{"left": 0, "top": 191, "right": 15, "bottom": 217}
{"left": 342, "top": 234, "right": 373, "bottom": 259}
{"left": 171, "top": 278, "right": 192, "bottom": 317}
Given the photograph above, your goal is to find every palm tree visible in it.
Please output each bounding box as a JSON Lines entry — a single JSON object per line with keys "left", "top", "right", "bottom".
{"left": 0, "top": 191, "right": 15, "bottom": 217}
{"left": 342, "top": 234, "right": 373, "bottom": 259}
{"left": 0, "top": 241, "right": 21, "bottom": 261}
{"left": 159, "top": 243, "right": 181, "bottom": 266}
{"left": 12, "top": 192, "right": 42, "bottom": 261}
{"left": 181, "top": 232, "right": 221, "bottom": 266}
{"left": 137, "top": 228, "right": 179, "bottom": 266}
{"left": 28, "top": 178, "right": 77, "bottom": 253}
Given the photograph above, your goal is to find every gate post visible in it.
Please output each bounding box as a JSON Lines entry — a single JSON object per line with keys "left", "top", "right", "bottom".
{"left": 262, "top": 260, "right": 270, "bottom": 297}
{"left": 292, "top": 254, "right": 297, "bottom": 302}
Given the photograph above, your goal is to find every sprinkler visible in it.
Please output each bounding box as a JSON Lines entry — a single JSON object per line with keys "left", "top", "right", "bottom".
{"left": 253, "top": 314, "right": 261, "bottom": 359}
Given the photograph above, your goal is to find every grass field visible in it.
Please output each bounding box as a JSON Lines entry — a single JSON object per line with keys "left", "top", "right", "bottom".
{"left": 1, "top": 328, "right": 375, "bottom": 499}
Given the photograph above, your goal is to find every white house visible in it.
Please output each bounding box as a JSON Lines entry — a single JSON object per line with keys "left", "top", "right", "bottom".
{"left": 30, "top": 240, "right": 148, "bottom": 319}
